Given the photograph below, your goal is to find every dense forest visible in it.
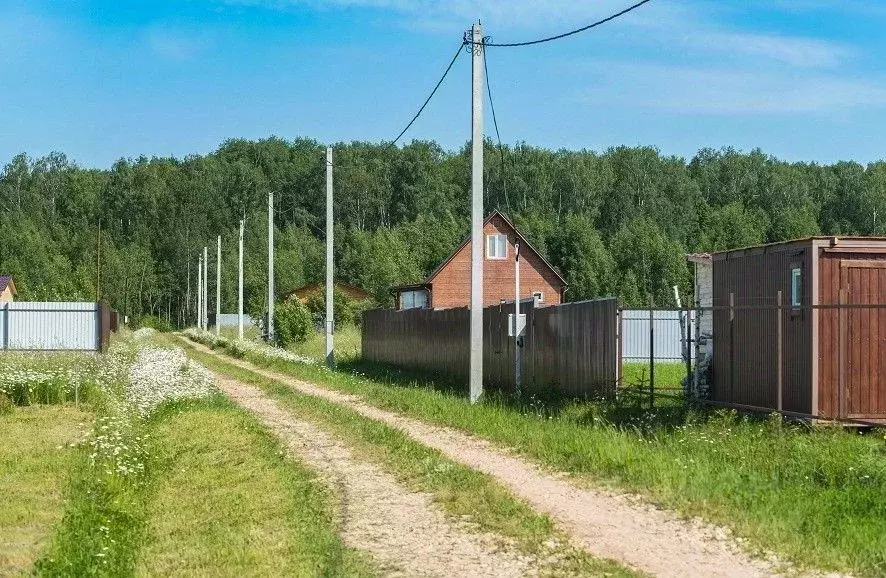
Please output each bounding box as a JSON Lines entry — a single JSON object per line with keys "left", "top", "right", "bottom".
{"left": 2, "top": 137, "right": 885, "bottom": 324}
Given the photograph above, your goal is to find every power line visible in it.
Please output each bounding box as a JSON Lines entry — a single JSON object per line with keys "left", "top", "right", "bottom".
{"left": 479, "top": 0, "right": 654, "bottom": 48}
{"left": 482, "top": 46, "right": 511, "bottom": 213}
{"left": 390, "top": 41, "right": 466, "bottom": 146}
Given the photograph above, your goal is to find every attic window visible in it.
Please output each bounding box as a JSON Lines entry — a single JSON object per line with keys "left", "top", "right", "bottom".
{"left": 486, "top": 234, "right": 507, "bottom": 260}
{"left": 533, "top": 291, "right": 544, "bottom": 303}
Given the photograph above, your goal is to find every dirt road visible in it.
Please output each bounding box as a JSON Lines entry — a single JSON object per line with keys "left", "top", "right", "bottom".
{"left": 190, "top": 340, "right": 786, "bottom": 578}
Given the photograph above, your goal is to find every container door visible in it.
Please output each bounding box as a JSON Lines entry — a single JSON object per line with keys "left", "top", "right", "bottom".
{"left": 840, "top": 260, "right": 886, "bottom": 419}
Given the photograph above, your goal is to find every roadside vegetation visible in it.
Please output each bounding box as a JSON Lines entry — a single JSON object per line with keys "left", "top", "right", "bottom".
{"left": 138, "top": 396, "right": 372, "bottom": 577}
{"left": 181, "top": 333, "right": 635, "bottom": 577}
{"left": 1, "top": 333, "right": 366, "bottom": 576}
{"left": 0, "top": 406, "right": 89, "bottom": 574}
{"left": 185, "top": 328, "right": 886, "bottom": 577}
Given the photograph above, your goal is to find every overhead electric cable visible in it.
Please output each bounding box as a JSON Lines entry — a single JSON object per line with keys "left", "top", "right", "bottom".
{"left": 479, "top": 0, "right": 654, "bottom": 47}
{"left": 482, "top": 45, "right": 511, "bottom": 213}
{"left": 390, "top": 41, "right": 466, "bottom": 145}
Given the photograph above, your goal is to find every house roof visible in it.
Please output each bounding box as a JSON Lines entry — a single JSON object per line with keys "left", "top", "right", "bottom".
{"left": 0, "top": 276, "right": 15, "bottom": 294}
{"left": 394, "top": 210, "right": 568, "bottom": 292}
{"left": 290, "top": 281, "right": 371, "bottom": 302}
{"left": 685, "top": 253, "right": 712, "bottom": 265}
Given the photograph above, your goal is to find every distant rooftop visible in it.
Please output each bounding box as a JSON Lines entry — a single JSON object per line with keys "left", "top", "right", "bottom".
{"left": 0, "top": 276, "right": 15, "bottom": 294}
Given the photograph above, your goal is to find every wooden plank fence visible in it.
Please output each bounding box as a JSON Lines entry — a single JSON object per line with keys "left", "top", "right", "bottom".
{"left": 362, "top": 298, "right": 619, "bottom": 398}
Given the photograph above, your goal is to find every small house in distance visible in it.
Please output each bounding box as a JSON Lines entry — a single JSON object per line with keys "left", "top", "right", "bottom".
{"left": 711, "top": 237, "right": 886, "bottom": 422}
{"left": 393, "top": 211, "right": 567, "bottom": 310}
{"left": 0, "top": 276, "right": 16, "bottom": 303}
{"left": 289, "top": 282, "right": 371, "bottom": 304}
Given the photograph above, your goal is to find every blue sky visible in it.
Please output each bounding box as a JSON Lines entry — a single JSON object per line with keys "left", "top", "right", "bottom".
{"left": 3, "top": 0, "right": 886, "bottom": 168}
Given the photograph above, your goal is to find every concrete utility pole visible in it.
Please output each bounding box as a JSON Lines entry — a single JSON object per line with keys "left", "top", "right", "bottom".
{"left": 326, "top": 147, "right": 335, "bottom": 367}
{"left": 238, "top": 219, "right": 245, "bottom": 340}
{"left": 197, "top": 255, "right": 202, "bottom": 329}
{"left": 268, "top": 191, "right": 275, "bottom": 344}
{"left": 514, "top": 242, "right": 521, "bottom": 398}
{"left": 203, "top": 246, "right": 208, "bottom": 330}
{"left": 216, "top": 235, "right": 221, "bottom": 337}
{"left": 469, "top": 22, "right": 485, "bottom": 404}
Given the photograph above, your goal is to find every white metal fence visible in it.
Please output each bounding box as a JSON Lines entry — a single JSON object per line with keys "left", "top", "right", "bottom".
{"left": 621, "top": 309, "right": 695, "bottom": 362}
{"left": 0, "top": 302, "right": 101, "bottom": 351}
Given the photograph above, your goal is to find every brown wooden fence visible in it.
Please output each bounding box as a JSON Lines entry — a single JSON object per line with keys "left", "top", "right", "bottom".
{"left": 362, "top": 298, "right": 619, "bottom": 398}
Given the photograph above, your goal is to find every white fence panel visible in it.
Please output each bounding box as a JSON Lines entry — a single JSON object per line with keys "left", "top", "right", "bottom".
{"left": 215, "top": 313, "right": 256, "bottom": 328}
{"left": 621, "top": 309, "right": 694, "bottom": 362}
{"left": 1, "top": 302, "right": 99, "bottom": 351}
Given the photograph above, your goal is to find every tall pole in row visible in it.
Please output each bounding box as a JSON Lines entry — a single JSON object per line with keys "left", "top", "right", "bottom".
{"left": 326, "top": 146, "right": 335, "bottom": 367}
{"left": 238, "top": 219, "right": 245, "bottom": 340}
{"left": 197, "top": 254, "right": 203, "bottom": 329}
{"left": 268, "top": 191, "right": 275, "bottom": 343}
{"left": 469, "top": 22, "right": 485, "bottom": 404}
{"left": 203, "top": 246, "right": 208, "bottom": 330}
{"left": 216, "top": 235, "right": 221, "bottom": 337}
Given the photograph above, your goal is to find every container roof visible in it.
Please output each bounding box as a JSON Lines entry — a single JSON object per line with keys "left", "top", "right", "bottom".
{"left": 710, "top": 236, "right": 886, "bottom": 257}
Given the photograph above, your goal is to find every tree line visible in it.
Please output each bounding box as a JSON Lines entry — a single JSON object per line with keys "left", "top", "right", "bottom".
{"left": 2, "top": 137, "right": 884, "bottom": 324}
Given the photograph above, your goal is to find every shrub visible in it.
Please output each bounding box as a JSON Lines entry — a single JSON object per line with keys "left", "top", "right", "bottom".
{"left": 305, "top": 288, "right": 371, "bottom": 328}
{"left": 138, "top": 315, "right": 172, "bottom": 333}
{"left": 0, "top": 393, "right": 12, "bottom": 415}
{"left": 274, "top": 300, "right": 313, "bottom": 347}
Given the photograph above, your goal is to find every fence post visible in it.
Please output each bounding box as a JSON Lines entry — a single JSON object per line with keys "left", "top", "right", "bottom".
{"left": 729, "top": 292, "right": 735, "bottom": 402}
{"left": 776, "top": 290, "right": 783, "bottom": 412}
{"left": 649, "top": 296, "right": 655, "bottom": 408}
{"left": 685, "top": 305, "right": 693, "bottom": 397}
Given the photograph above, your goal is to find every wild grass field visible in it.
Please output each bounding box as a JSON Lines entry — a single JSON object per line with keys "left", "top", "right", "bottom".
{"left": 186, "top": 328, "right": 886, "bottom": 576}
{"left": 1, "top": 333, "right": 365, "bottom": 577}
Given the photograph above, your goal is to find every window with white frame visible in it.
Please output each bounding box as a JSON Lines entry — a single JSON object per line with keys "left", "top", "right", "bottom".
{"left": 400, "top": 289, "right": 428, "bottom": 310}
{"left": 486, "top": 234, "right": 507, "bottom": 259}
{"left": 790, "top": 266, "right": 802, "bottom": 307}
{"left": 533, "top": 291, "right": 544, "bottom": 303}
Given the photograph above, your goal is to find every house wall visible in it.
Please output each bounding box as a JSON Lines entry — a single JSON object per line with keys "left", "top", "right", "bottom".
{"left": 0, "top": 287, "right": 13, "bottom": 303}
{"left": 816, "top": 239, "right": 886, "bottom": 419}
{"left": 430, "top": 214, "right": 564, "bottom": 309}
{"left": 711, "top": 240, "right": 813, "bottom": 414}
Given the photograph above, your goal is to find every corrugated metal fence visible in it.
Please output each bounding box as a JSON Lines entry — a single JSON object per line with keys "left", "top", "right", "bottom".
{"left": 0, "top": 302, "right": 111, "bottom": 352}
{"left": 620, "top": 309, "right": 695, "bottom": 362}
{"left": 363, "top": 298, "right": 619, "bottom": 398}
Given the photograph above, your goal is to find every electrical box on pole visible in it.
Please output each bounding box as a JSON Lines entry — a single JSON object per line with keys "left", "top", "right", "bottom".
{"left": 469, "top": 22, "right": 484, "bottom": 404}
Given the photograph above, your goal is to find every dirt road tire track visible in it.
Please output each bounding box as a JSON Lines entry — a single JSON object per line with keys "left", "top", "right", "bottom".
{"left": 212, "top": 373, "right": 540, "bottom": 577}
{"left": 183, "top": 339, "right": 799, "bottom": 577}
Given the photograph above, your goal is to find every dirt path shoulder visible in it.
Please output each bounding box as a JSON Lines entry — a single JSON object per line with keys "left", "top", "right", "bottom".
{"left": 212, "top": 372, "right": 539, "bottom": 578}
{"left": 190, "top": 340, "right": 790, "bottom": 578}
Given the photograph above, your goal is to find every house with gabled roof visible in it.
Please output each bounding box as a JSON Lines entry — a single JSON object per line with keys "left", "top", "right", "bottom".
{"left": 0, "top": 276, "right": 16, "bottom": 303}
{"left": 393, "top": 211, "right": 567, "bottom": 310}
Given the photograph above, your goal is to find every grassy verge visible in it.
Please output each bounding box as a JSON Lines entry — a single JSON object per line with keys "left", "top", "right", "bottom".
{"left": 185, "top": 330, "right": 886, "bottom": 577}
{"left": 287, "top": 324, "right": 362, "bottom": 362}
{"left": 182, "top": 341, "right": 634, "bottom": 577}
{"left": 137, "top": 396, "right": 372, "bottom": 577}
{"left": 0, "top": 406, "right": 90, "bottom": 574}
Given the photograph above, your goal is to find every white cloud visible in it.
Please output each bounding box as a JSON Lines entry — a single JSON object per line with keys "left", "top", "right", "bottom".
{"left": 579, "top": 63, "right": 886, "bottom": 114}
{"left": 145, "top": 27, "right": 213, "bottom": 61}
{"left": 687, "top": 31, "right": 853, "bottom": 68}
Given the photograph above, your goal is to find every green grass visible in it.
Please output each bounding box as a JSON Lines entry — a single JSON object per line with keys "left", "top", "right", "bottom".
{"left": 189, "top": 332, "right": 886, "bottom": 577}
{"left": 621, "top": 361, "right": 687, "bottom": 390}
{"left": 137, "top": 396, "right": 372, "bottom": 577}
{"left": 0, "top": 406, "right": 90, "bottom": 575}
{"left": 182, "top": 341, "right": 635, "bottom": 577}
{"left": 287, "top": 324, "right": 362, "bottom": 362}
